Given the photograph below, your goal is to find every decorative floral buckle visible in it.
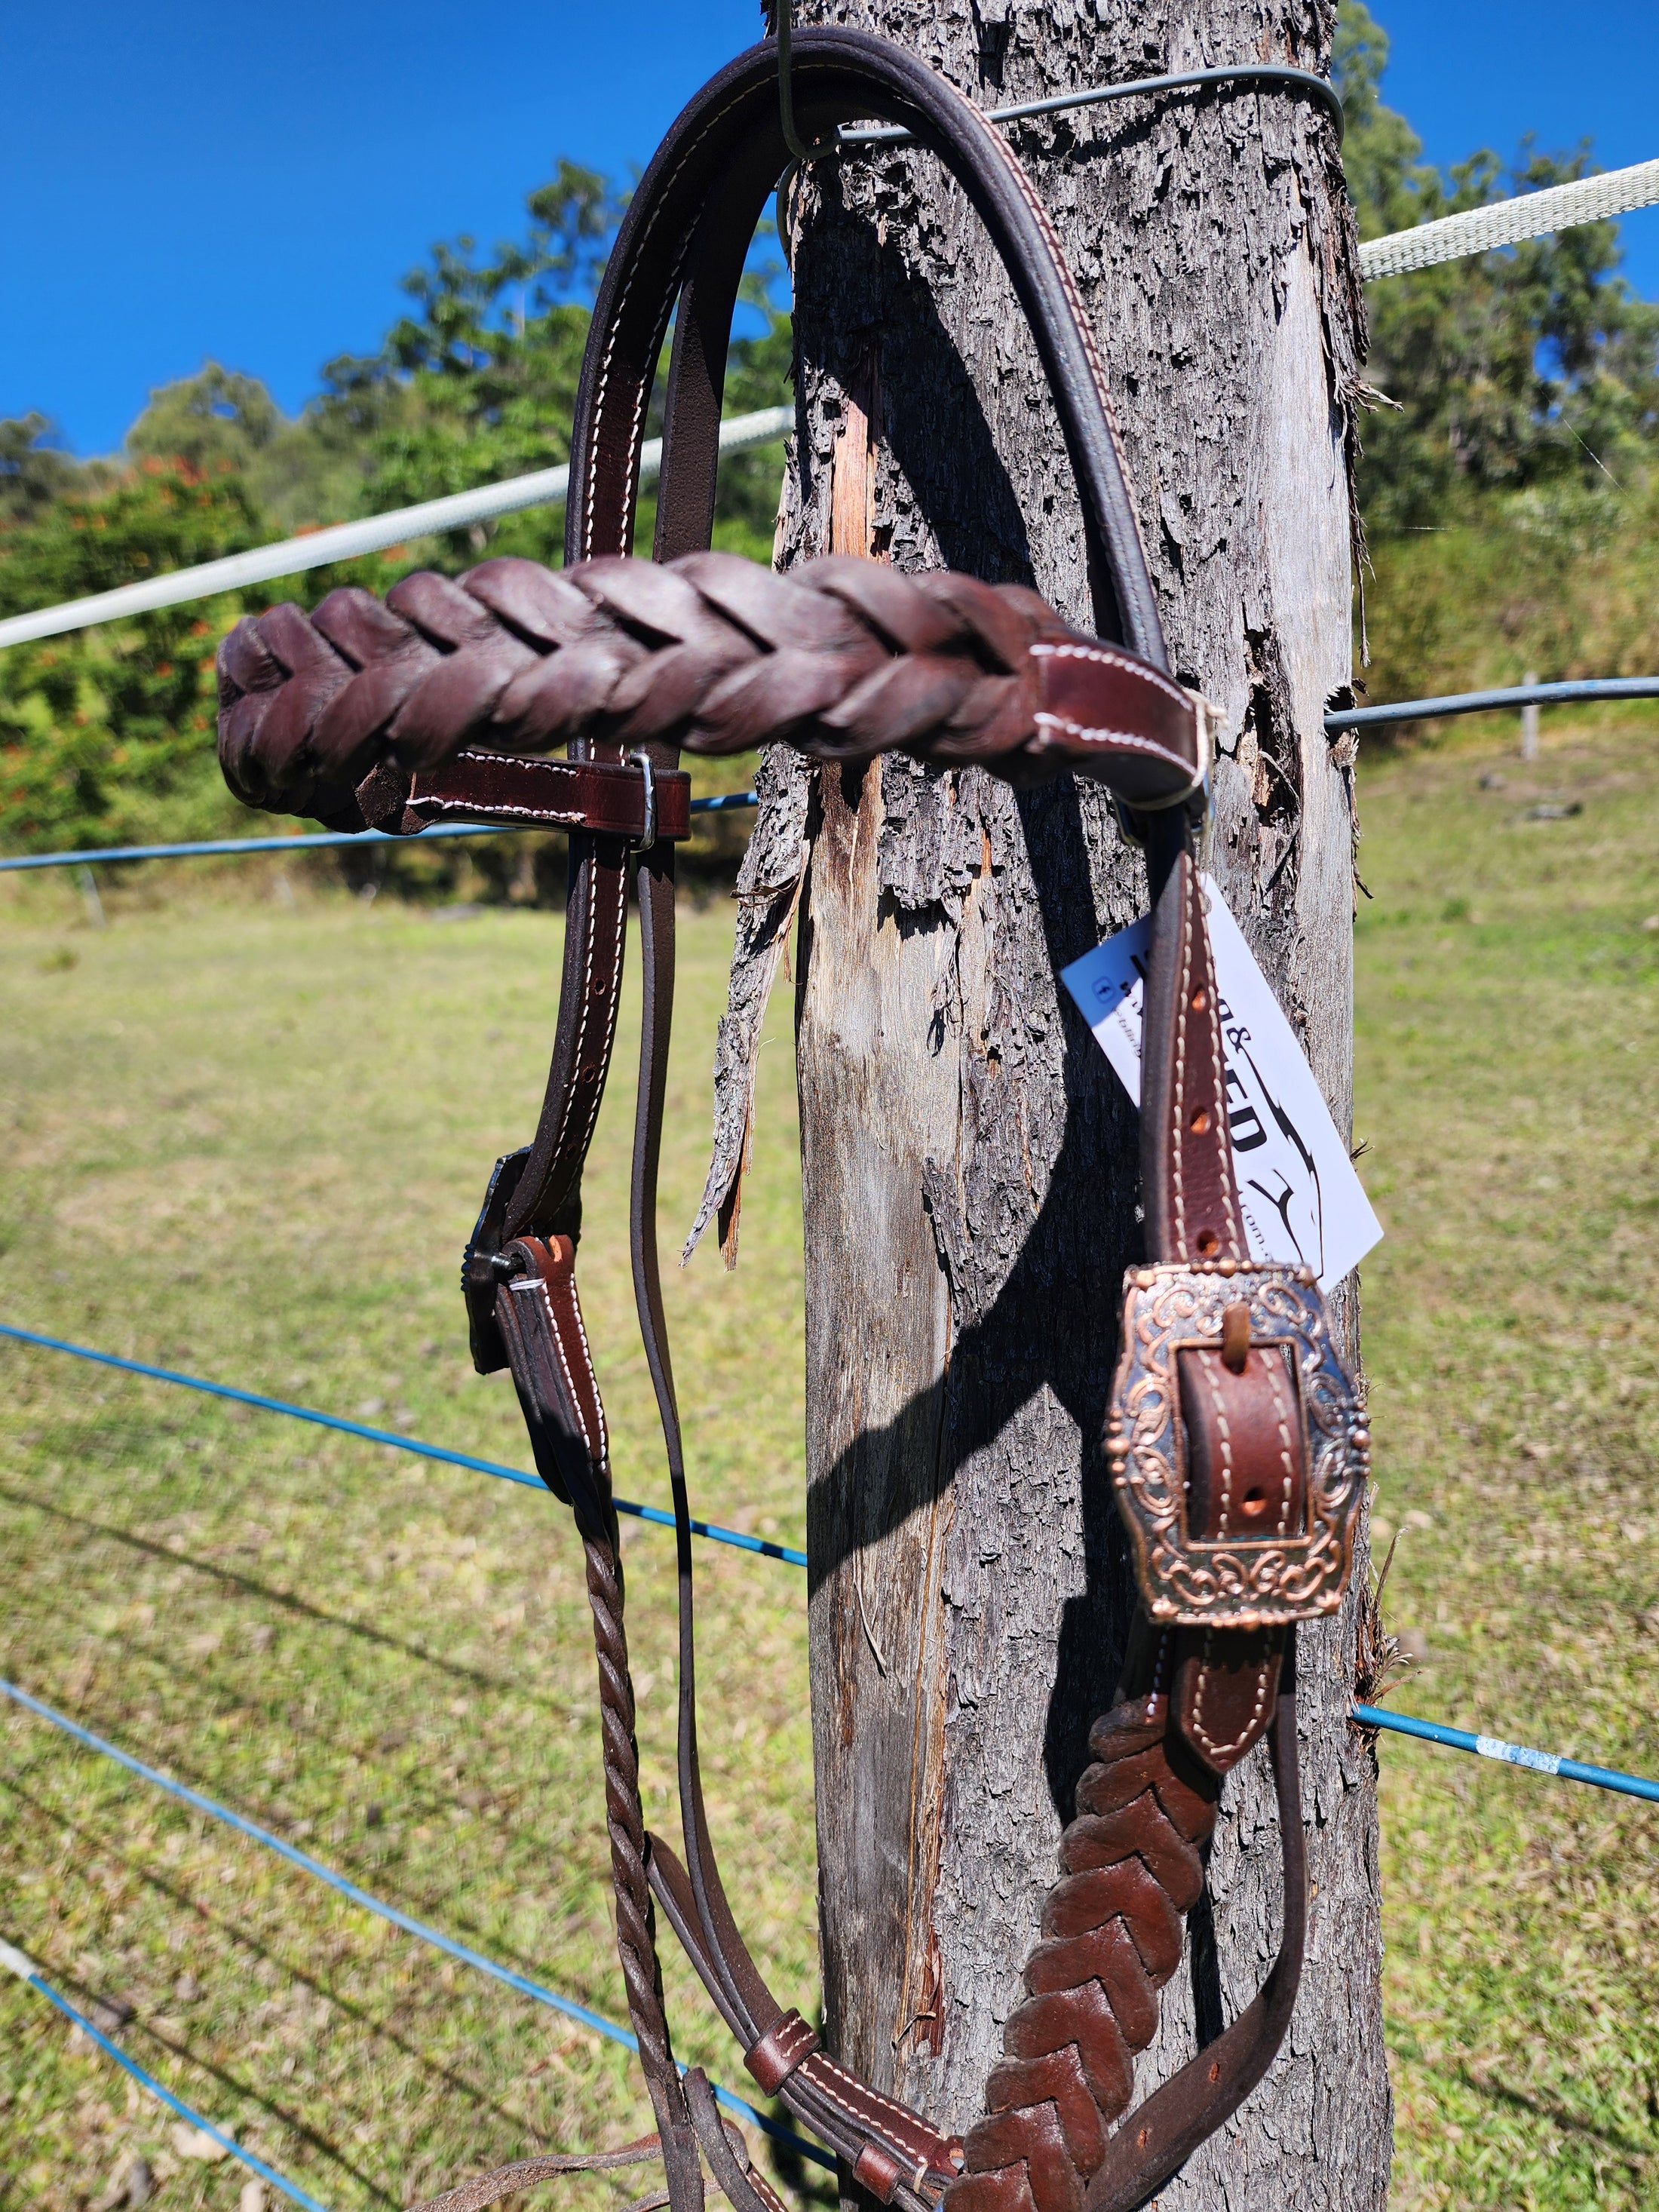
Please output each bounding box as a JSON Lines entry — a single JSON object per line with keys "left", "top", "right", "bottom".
{"left": 1107, "top": 1260, "right": 1369, "bottom": 1629}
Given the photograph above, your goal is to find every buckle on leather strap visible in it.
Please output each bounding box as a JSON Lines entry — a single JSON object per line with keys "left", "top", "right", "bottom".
{"left": 1107, "top": 1261, "right": 1368, "bottom": 1629}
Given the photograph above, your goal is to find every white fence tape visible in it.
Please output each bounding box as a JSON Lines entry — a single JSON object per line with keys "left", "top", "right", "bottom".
{"left": 1360, "top": 157, "right": 1659, "bottom": 281}
{"left": 0, "top": 404, "right": 793, "bottom": 653}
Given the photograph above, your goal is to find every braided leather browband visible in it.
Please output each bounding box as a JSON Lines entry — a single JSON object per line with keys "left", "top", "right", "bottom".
{"left": 217, "top": 553, "right": 1208, "bottom": 833}
{"left": 213, "top": 27, "right": 1361, "bottom": 2212}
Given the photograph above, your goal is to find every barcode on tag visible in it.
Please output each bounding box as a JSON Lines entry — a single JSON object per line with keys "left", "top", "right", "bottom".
{"left": 1059, "top": 876, "right": 1381, "bottom": 1292}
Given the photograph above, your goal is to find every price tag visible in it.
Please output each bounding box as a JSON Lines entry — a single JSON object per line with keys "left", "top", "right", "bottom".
{"left": 1060, "top": 877, "right": 1381, "bottom": 1291}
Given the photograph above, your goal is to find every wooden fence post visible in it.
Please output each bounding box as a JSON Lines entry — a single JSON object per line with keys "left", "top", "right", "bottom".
{"left": 703, "top": 4, "right": 1389, "bottom": 2200}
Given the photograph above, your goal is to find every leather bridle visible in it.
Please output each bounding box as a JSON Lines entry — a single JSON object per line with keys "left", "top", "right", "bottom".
{"left": 214, "top": 29, "right": 1366, "bottom": 2212}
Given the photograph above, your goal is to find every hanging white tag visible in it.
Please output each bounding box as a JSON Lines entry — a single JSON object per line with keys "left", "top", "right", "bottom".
{"left": 1059, "top": 876, "right": 1381, "bottom": 1292}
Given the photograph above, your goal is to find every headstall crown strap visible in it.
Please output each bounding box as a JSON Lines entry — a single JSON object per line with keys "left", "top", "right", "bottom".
{"left": 212, "top": 24, "right": 1363, "bottom": 2212}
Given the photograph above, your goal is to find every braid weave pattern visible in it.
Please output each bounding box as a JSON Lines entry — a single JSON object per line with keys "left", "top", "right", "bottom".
{"left": 215, "top": 550, "right": 1155, "bottom": 829}
{"left": 943, "top": 1693, "right": 1221, "bottom": 2212}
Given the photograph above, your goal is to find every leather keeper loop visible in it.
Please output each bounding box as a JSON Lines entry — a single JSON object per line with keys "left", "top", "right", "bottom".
{"left": 745, "top": 2008, "right": 820, "bottom": 2094}
{"left": 852, "top": 2142, "right": 906, "bottom": 2204}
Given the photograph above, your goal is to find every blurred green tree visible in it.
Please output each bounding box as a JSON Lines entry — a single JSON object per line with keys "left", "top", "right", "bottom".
{"left": 0, "top": 157, "right": 790, "bottom": 856}
{"left": 1338, "top": 0, "right": 1659, "bottom": 534}
{"left": 0, "top": 460, "right": 276, "bottom": 851}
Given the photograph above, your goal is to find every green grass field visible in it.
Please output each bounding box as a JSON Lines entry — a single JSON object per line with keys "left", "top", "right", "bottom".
{"left": 2, "top": 719, "right": 1655, "bottom": 2210}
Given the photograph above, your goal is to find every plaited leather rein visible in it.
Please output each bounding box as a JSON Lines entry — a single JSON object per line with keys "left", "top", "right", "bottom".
{"left": 215, "top": 29, "right": 1365, "bottom": 2212}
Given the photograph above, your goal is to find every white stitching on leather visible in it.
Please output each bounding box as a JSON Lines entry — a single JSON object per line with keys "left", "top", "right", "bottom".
{"left": 528, "top": 1272, "right": 595, "bottom": 1462}
{"left": 426, "top": 750, "right": 654, "bottom": 833}
{"left": 1028, "top": 639, "right": 1191, "bottom": 711}
{"left": 1029, "top": 716, "right": 1190, "bottom": 769}
{"left": 563, "top": 1267, "right": 610, "bottom": 1467}
{"left": 1262, "top": 1352, "right": 1299, "bottom": 1537}
{"left": 1195, "top": 899, "right": 1244, "bottom": 1261}
{"left": 423, "top": 799, "right": 585, "bottom": 826}
{"left": 1194, "top": 1358, "right": 1235, "bottom": 1536}
{"left": 581, "top": 81, "right": 752, "bottom": 559}
{"left": 1143, "top": 1628, "right": 1173, "bottom": 1723}
{"left": 806, "top": 2054, "right": 943, "bottom": 2158}
{"left": 556, "top": 863, "right": 628, "bottom": 1192}
{"left": 1188, "top": 1629, "right": 1271, "bottom": 1764}
{"left": 1170, "top": 862, "right": 1194, "bottom": 1252}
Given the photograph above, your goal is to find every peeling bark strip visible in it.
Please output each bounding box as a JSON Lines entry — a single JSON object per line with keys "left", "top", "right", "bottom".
{"left": 683, "top": 348, "right": 887, "bottom": 1269}
{"left": 682, "top": 744, "right": 811, "bottom": 1267}
{"left": 725, "top": 2, "right": 1383, "bottom": 2202}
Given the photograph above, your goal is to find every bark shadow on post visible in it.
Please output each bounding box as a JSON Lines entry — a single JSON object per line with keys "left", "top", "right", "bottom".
{"left": 802, "top": 765, "right": 1145, "bottom": 1811}
{"left": 787, "top": 167, "right": 1036, "bottom": 591}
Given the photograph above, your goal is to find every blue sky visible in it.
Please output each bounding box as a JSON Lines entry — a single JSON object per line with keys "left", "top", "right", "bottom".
{"left": 5, "top": 0, "right": 1655, "bottom": 457}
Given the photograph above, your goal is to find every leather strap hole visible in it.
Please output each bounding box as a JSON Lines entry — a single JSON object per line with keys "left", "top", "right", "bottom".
{"left": 1195, "top": 1229, "right": 1220, "bottom": 1257}
{"left": 1190, "top": 987, "right": 1208, "bottom": 1012}
{"left": 1189, "top": 1107, "right": 1210, "bottom": 1134}
{"left": 1208, "top": 2061, "right": 1222, "bottom": 2083}
{"left": 1240, "top": 1488, "right": 1268, "bottom": 1519}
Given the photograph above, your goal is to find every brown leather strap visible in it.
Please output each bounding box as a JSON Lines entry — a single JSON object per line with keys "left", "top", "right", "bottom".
{"left": 632, "top": 816, "right": 964, "bottom": 2207}
{"left": 406, "top": 2132, "right": 664, "bottom": 2212}
{"left": 360, "top": 746, "right": 692, "bottom": 842}
{"left": 567, "top": 29, "right": 1165, "bottom": 660}
{"left": 1138, "top": 818, "right": 1247, "bottom": 1267}
{"left": 489, "top": 1231, "right": 704, "bottom": 2212}
{"left": 947, "top": 1634, "right": 1306, "bottom": 2212}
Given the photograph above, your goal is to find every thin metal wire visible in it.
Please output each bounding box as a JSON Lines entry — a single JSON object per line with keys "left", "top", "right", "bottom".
{"left": 8, "top": 665, "right": 1654, "bottom": 881}
{"left": 773, "top": 0, "right": 817, "bottom": 167}
{"left": 0, "top": 1322, "right": 808, "bottom": 1569}
{"left": 833, "top": 60, "right": 1345, "bottom": 152}
{"left": 0, "top": 791, "right": 760, "bottom": 876}
{"left": 0, "top": 1679, "right": 833, "bottom": 2170}
{"left": 1354, "top": 1704, "right": 1659, "bottom": 1804}
{"left": 10, "top": 1321, "right": 1654, "bottom": 1799}
{"left": 0, "top": 1931, "right": 332, "bottom": 2210}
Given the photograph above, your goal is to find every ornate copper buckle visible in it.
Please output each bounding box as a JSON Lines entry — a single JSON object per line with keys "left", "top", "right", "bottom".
{"left": 1107, "top": 1260, "right": 1369, "bottom": 1629}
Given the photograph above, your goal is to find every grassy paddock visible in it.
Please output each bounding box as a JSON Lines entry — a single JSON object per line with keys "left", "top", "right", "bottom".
{"left": 1351, "top": 715, "right": 1658, "bottom": 2207}
{"left": 2, "top": 716, "right": 1656, "bottom": 2209}
{"left": 0, "top": 874, "right": 817, "bottom": 2211}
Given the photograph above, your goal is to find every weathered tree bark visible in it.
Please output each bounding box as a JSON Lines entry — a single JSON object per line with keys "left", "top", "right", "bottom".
{"left": 696, "top": 2, "right": 1388, "bottom": 2202}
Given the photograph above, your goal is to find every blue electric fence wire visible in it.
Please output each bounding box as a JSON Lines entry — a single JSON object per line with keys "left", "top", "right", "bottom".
{"left": 1354, "top": 1703, "right": 1659, "bottom": 1804}
{"left": 0, "top": 1935, "right": 332, "bottom": 2211}
{"left": 2, "top": 673, "right": 1654, "bottom": 877}
{"left": 1323, "top": 676, "right": 1659, "bottom": 731}
{"left": 9, "top": 1316, "right": 1654, "bottom": 1799}
{"left": 0, "top": 1677, "right": 835, "bottom": 2173}
{"left": 5, "top": 667, "right": 1655, "bottom": 879}
{"left": 0, "top": 1322, "right": 808, "bottom": 1569}
{"left": 0, "top": 792, "right": 760, "bottom": 875}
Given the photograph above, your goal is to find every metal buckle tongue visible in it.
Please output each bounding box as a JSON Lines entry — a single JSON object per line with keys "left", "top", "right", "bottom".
{"left": 1107, "top": 1260, "right": 1369, "bottom": 1630}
